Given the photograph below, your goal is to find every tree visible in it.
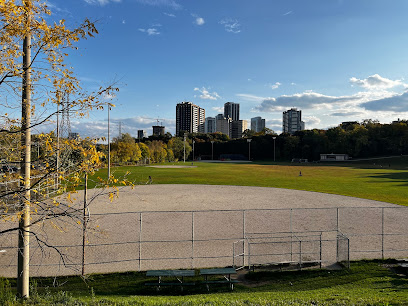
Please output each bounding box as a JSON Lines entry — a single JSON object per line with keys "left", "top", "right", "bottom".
{"left": 168, "top": 137, "right": 192, "bottom": 161}
{"left": 147, "top": 140, "right": 167, "bottom": 163}
{"left": 111, "top": 133, "right": 141, "bottom": 164}
{"left": 0, "top": 0, "right": 122, "bottom": 298}
{"left": 138, "top": 142, "right": 150, "bottom": 163}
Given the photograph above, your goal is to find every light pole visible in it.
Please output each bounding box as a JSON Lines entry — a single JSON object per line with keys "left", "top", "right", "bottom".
{"left": 273, "top": 136, "right": 276, "bottom": 162}
{"left": 247, "top": 138, "right": 252, "bottom": 161}
{"left": 211, "top": 141, "right": 214, "bottom": 160}
{"left": 107, "top": 105, "right": 111, "bottom": 178}
{"left": 192, "top": 140, "right": 195, "bottom": 161}
{"left": 183, "top": 133, "right": 187, "bottom": 163}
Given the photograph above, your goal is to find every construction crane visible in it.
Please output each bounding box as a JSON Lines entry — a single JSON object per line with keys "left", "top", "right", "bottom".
{"left": 143, "top": 117, "right": 167, "bottom": 127}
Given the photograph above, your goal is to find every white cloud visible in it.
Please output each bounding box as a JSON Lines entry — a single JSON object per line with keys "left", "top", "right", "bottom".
{"left": 211, "top": 106, "right": 224, "bottom": 113}
{"left": 303, "top": 116, "right": 321, "bottom": 126}
{"left": 219, "top": 18, "right": 241, "bottom": 33}
{"left": 236, "top": 93, "right": 266, "bottom": 102}
{"left": 122, "top": 20, "right": 126, "bottom": 24}
{"left": 283, "top": 11, "right": 293, "bottom": 16}
{"left": 134, "top": 0, "right": 181, "bottom": 9}
{"left": 255, "top": 91, "right": 362, "bottom": 112}
{"left": 84, "top": 0, "right": 181, "bottom": 9}
{"left": 196, "top": 17, "right": 205, "bottom": 25}
{"left": 84, "top": 0, "right": 121, "bottom": 5}
{"left": 192, "top": 15, "right": 205, "bottom": 26}
{"left": 194, "top": 87, "right": 221, "bottom": 100}
{"left": 330, "top": 111, "right": 365, "bottom": 117}
{"left": 269, "top": 82, "right": 282, "bottom": 90}
{"left": 139, "top": 28, "right": 161, "bottom": 35}
{"left": 164, "top": 12, "right": 176, "bottom": 17}
{"left": 350, "top": 74, "right": 405, "bottom": 90}
{"left": 361, "top": 91, "right": 408, "bottom": 112}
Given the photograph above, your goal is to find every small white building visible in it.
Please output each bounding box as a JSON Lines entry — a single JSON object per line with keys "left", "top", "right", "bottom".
{"left": 320, "top": 154, "right": 349, "bottom": 161}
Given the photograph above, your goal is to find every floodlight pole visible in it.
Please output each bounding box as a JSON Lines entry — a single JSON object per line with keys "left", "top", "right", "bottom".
{"left": 273, "top": 136, "right": 276, "bottom": 162}
{"left": 183, "top": 133, "right": 187, "bottom": 163}
{"left": 211, "top": 141, "right": 214, "bottom": 160}
{"left": 192, "top": 140, "right": 195, "bottom": 161}
{"left": 108, "top": 105, "right": 111, "bottom": 178}
{"left": 247, "top": 139, "right": 252, "bottom": 161}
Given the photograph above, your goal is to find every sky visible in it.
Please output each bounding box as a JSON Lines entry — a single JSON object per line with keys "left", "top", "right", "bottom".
{"left": 43, "top": 0, "right": 408, "bottom": 138}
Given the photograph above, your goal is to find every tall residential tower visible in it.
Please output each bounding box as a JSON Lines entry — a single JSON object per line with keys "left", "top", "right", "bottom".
{"left": 224, "top": 102, "right": 240, "bottom": 121}
{"left": 282, "top": 108, "right": 305, "bottom": 134}
{"left": 176, "top": 102, "right": 205, "bottom": 135}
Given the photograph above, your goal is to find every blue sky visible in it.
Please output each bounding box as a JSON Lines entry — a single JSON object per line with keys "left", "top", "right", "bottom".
{"left": 45, "top": 0, "right": 408, "bottom": 138}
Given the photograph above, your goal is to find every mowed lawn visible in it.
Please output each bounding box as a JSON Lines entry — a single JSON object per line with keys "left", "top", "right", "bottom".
{"left": 5, "top": 261, "right": 407, "bottom": 305}
{"left": 92, "top": 158, "right": 408, "bottom": 206}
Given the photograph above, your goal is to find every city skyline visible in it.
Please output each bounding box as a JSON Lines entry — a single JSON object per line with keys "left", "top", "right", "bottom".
{"left": 35, "top": 0, "right": 408, "bottom": 139}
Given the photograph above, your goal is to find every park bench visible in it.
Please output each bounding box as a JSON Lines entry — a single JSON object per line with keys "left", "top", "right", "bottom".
{"left": 145, "top": 269, "right": 195, "bottom": 291}
{"left": 200, "top": 268, "right": 239, "bottom": 291}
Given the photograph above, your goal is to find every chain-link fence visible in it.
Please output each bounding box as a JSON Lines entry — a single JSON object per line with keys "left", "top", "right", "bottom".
{"left": 1, "top": 206, "right": 408, "bottom": 277}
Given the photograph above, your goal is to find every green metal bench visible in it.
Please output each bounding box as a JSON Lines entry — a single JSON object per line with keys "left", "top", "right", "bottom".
{"left": 145, "top": 269, "right": 195, "bottom": 291}
{"left": 200, "top": 268, "right": 238, "bottom": 291}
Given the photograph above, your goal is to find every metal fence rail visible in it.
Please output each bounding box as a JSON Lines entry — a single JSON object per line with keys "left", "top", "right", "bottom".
{"left": 1, "top": 206, "right": 408, "bottom": 276}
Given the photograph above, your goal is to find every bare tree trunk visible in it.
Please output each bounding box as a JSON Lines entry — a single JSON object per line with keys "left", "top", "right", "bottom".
{"left": 17, "top": 0, "right": 32, "bottom": 298}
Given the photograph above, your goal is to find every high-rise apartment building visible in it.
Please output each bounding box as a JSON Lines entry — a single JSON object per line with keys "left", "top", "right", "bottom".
{"left": 137, "top": 130, "right": 146, "bottom": 139}
{"left": 216, "top": 116, "right": 232, "bottom": 137}
{"left": 282, "top": 108, "right": 305, "bottom": 134}
{"left": 205, "top": 117, "right": 216, "bottom": 133}
{"left": 231, "top": 120, "right": 248, "bottom": 139}
{"left": 224, "top": 102, "right": 240, "bottom": 121}
{"left": 251, "top": 116, "right": 266, "bottom": 133}
{"left": 176, "top": 102, "right": 205, "bottom": 135}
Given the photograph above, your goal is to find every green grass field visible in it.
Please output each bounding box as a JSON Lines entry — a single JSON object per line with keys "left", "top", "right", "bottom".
{"left": 3, "top": 158, "right": 408, "bottom": 305}
{"left": 2, "top": 261, "right": 408, "bottom": 305}
{"left": 91, "top": 157, "right": 408, "bottom": 206}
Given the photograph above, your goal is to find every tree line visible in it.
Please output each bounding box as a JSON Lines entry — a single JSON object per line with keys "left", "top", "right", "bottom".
{"left": 107, "top": 120, "right": 408, "bottom": 163}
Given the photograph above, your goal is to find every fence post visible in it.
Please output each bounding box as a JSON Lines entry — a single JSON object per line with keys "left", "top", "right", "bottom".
{"left": 290, "top": 209, "right": 293, "bottom": 261}
{"left": 139, "top": 212, "right": 142, "bottom": 271}
{"left": 381, "top": 207, "right": 384, "bottom": 259}
{"left": 233, "top": 242, "right": 235, "bottom": 268}
{"left": 319, "top": 232, "right": 322, "bottom": 268}
{"left": 299, "top": 240, "right": 302, "bottom": 270}
{"left": 81, "top": 173, "right": 88, "bottom": 276}
{"left": 248, "top": 242, "right": 251, "bottom": 271}
{"left": 242, "top": 210, "right": 246, "bottom": 266}
{"left": 191, "top": 211, "right": 194, "bottom": 269}
{"left": 336, "top": 207, "right": 339, "bottom": 232}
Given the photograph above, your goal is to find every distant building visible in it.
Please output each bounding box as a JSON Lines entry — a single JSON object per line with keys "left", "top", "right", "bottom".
{"left": 152, "top": 125, "right": 165, "bottom": 136}
{"left": 216, "top": 116, "right": 232, "bottom": 137}
{"left": 231, "top": 120, "right": 248, "bottom": 139}
{"left": 137, "top": 130, "right": 147, "bottom": 139}
{"left": 283, "top": 108, "right": 305, "bottom": 134}
{"left": 340, "top": 121, "right": 359, "bottom": 129}
{"left": 392, "top": 118, "right": 408, "bottom": 124}
{"left": 205, "top": 117, "right": 216, "bottom": 133}
{"left": 251, "top": 116, "right": 266, "bottom": 133}
{"left": 68, "top": 132, "right": 80, "bottom": 140}
{"left": 224, "top": 102, "right": 240, "bottom": 121}
{"left": 320, "top": 154, "right": 349, "bottom": 161}
{"left": 215, "top": 113, "right": 224, "bottom": 120}
{"left": 176, "top": 101, "right": 205, "bottom": 135}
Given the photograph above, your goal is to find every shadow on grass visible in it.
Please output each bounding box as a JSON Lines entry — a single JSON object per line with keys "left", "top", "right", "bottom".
{"left": 28, "top": 261, "right": 408, "bottom": 297}
{"left": 364, "top": 172, "right": 408, "bottom": 186}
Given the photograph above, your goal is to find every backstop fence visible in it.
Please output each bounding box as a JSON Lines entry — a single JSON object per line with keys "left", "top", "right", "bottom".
{"left": 0, "top": 206, "right": 408, "bottom": 277}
